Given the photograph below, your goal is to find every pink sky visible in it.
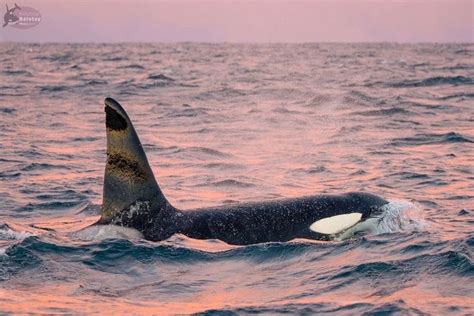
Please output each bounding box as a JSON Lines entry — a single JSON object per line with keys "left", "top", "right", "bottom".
{"left": 1, "top": 0, "right": 472, "bottom": 42}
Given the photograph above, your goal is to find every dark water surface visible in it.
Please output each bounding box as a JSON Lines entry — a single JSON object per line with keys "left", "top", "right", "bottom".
{"left": 0, "top": 43, "right": 473, "bottom": 314}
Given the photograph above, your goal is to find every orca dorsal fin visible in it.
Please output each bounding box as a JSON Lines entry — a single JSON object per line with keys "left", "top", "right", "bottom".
{"left": 100, "top": 97, "right": 171, "bottom": 224}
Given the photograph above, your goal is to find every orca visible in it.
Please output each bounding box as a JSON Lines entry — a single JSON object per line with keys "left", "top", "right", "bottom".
{"left": 93, "top": 97, "right": 388, "bottom": 245}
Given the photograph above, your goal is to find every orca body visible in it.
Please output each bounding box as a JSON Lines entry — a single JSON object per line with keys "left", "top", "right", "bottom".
{"left": 96, "top": 98, "right": 388, "bottom": 245}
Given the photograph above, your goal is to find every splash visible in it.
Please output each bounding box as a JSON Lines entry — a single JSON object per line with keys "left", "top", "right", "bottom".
{"left": 71, "top": 202, "right": 148, "bottom": 241}
{"left": 375, "top": 199, "right": 426, "bottom": 234}
{"left": 335, "top": 200, "right": 425, "bottom": 240}
{"left": 71, "top": 224, "right": 144, "bottom": 241}
{"left": 0, "top": 224, "right": 35, "bottom": 256}
{"left": 0, "top": 224, "right": 34, "bottom": 241}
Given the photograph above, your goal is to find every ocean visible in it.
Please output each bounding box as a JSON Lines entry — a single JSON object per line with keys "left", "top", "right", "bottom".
{"left": 0, "top": 43, "right": 473, "bottom": 314}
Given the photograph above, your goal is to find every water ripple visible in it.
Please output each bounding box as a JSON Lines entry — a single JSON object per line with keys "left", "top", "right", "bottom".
{"left": 390, "top": 76, "right": 473, "bottom": 88}
{"left": 391, "top": 132, "right": 474, "bottom": 146}
{"left": 0, "top": 42, "right": 472, "bottom": 314}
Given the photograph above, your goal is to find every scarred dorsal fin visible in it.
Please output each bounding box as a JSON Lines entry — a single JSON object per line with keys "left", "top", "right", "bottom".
{"left": 100, "top": 97, "right": 171, "bottom": 225}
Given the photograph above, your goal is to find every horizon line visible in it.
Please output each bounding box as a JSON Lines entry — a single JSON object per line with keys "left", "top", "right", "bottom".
{"left": 1, "top": 40, "right": 472, "bottom": 45}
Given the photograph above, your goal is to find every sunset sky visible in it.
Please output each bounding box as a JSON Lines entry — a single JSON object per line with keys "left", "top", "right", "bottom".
{"left": 1, "top": 0, "right": 472, "bottom": 43}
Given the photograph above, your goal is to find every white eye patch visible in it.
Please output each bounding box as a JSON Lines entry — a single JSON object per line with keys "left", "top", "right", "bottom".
{"left": 309, "top": 212, "right": 362, "bottom": 235}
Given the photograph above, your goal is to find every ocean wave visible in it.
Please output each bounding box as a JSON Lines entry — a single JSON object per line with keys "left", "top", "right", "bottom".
{"left": 194, "top": 88, "right": 246, "bottom": 100}
{"left": 20, "top": 162, "right": 70, "bottom": 172}
{"left": 391, "top": 132, "right": 474, "bottom": 146}
{"left": 195, "top": 179, "right": 255, "bottom": 188}
{"left": 14, "top": 200, "right": 87, "bottom": 213}
{"left": 0, "top": 170, "right": 21, "bottom": 179}
{"left": 1, "top": 42, "right": 473, "bottom": 314}
{"left": 103, "top": 56, "right": 126, "bottom": 62}
{"left": 164, "top": 107, "right": 210, "bottom": 118}
{"left": 71, "top": 136, "right": 100, "bottom": 142}
{"left": 329, "top": 247, "right": 472, "bottom": 286}
{"left": 0, "top": 239, "right": 42, "bottom": 281}
{"left": 0, "top": 224, "right": 34, "bottom": 242}
{"left": 343, "top": 90, "right": 380, "bottom": 106}
{"left": 202, "top": 162, "right": 244, "bottom": 170}
{"left": 195, "top": 303, "right": 382, "bottom": 315}
{"left": 176, "top": 146, "right": 231, "bottom": 158}
{"left": 85, "top": 79, "right": 108, "bottom": 86}
{"left": 305, "top": 93, "right": 335, "bottom": 107}
{"left": 3, "top": 230, "right": 471, "bottom": 263}
{"left": 39, "top": 85, "right": 68, "bottom": 92}
{"left": 291, "top": 166, "right": 328, "bottom": 175}
{"left": 437, "top": 93, "right": 474, "bottom": 100}
{"left": 0, "top": 107, "right": 16, "bottom": 114}
{"left": 147, "top": 74, "right": 175, "bottom": 81}
{"left": 352, "top": 107, "right": 414, "bottom": 117}
{"left": 2, "top": 70, "right": 32, "bottom": 76}
{"left": 389, "top": 76, "right": 473, "bottom": 88}
{"left": 119, "top": 64, "right": 145, "bottom": 70}
{"left": 33, "top": 53, "right": 73, "bottom": 62}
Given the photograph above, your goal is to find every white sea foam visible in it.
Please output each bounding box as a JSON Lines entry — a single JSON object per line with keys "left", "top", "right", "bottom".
{"left": 72, "top": 224, "right": 144, "bottom": 241}
{"left": 0, "top": 225, "right": 34, "bottom": 241}
{"left": 375, "top": 199, "right": 426, "bottom": 234}
{"left": 335, "top": 200, "right": 425, "bottom": 240}
{"left": 0, "top": 225, "right": 35, "bottom": 256}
